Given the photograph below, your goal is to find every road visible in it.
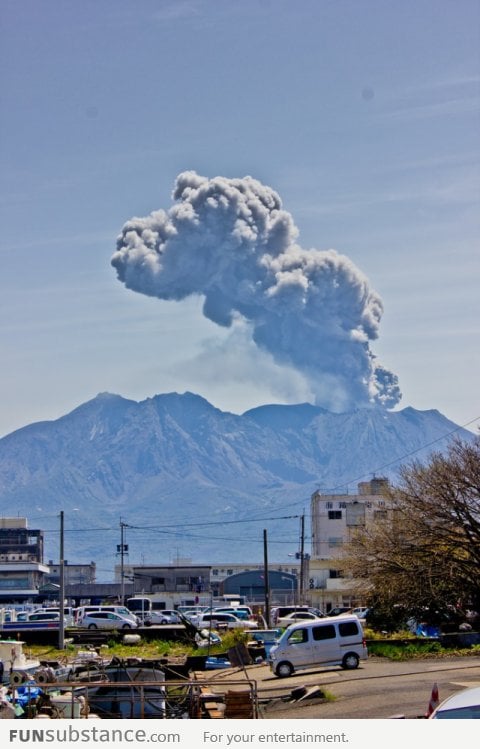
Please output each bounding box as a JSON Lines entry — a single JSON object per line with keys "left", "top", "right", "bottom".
{"left": 202, "top": 655, "right": 480, "bottom": 719}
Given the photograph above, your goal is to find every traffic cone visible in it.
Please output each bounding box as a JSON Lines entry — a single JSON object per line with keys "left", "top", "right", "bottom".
{"left": 425, "top": 682, "right": 439, "bottom": 717}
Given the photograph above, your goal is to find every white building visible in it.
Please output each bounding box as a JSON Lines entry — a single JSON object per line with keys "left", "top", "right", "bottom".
{"left": 308, "top": 478, "right": 390, "bottom": 611}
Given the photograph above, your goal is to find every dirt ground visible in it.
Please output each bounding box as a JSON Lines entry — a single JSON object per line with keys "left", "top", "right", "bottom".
{"left": 196, "top": 654, "right": 480, "bottom": 719}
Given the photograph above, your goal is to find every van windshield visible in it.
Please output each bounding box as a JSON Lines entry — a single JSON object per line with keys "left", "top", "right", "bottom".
{"left": 278, "top": 627, "right": 308, "bottom": 645}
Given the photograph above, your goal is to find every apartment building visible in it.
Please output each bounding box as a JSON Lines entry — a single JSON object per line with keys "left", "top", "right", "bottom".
{"left": 308, "top": 478, "right": 390, "bottom": 611}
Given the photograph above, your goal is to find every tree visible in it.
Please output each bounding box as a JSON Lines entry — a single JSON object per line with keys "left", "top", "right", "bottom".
{"left": 340, "top": 436, "right": 480, "bottom": 628}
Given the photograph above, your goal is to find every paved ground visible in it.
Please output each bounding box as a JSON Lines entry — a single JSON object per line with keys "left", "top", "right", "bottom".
{"left": 198, "top": 655, "right": 480, "bottom": 719}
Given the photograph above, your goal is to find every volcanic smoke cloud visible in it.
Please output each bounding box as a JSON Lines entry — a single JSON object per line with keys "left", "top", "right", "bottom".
{"left": 112, "top": 171, "right": 401, "bottom": 411}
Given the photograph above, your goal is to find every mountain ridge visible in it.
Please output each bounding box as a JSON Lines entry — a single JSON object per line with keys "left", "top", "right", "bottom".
{"left": 0, "top": 392, "right": 472, "bottom": 578}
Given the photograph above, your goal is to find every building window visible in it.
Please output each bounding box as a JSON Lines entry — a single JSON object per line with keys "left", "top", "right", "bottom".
{"left": 374, "top": 510, "right": 388, "bottom": 520}
{"left": 329, "top": 569, "right": 344, "bottom": 578}
{"left": 325, "top": 502, "right": 333, "bottom": 509}
{"left": 338, "top": 501, "right": 347, "bottom": 508}
{"left": 328, "top": 537, "right": 343, "bottom": 548}
{"left": 346, "top": 503, "right": 366, "bottom": 527}
{"left": 212, "top": 569, "right": 218, "bottom": 576}
{"left": 328, "top": 510, "right": 342, "bottom": 520}
{"left": 0, "top": 578, "right": 30, "bottom": 589}
{"left": 227, "top": 569, "right": 233, "bottom": 576}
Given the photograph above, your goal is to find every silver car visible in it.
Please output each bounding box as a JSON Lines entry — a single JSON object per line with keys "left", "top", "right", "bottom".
{"left": 196, "top": 612, "right": 258, "bottom": 630}
{"left": 78, "top": 611, "right": 138, "bottom": 630}
{"left": 144, "top": 610, "right": 182, "bottom": 625}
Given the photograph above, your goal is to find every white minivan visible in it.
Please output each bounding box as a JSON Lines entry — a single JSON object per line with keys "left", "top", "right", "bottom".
{"left": 269, "top": 615, "right": 367, "bottom": 677}
{"left": 74, "top": 605, "right": 139, "bottom": 626}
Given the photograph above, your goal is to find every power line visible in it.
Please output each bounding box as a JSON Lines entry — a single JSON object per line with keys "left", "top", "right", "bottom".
{"left": 40, "top": 514, "right": 301, "bottom": 534}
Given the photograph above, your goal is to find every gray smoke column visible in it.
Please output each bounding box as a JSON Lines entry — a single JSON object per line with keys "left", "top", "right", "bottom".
{"left": 112, "top": 171, "right": 401, "bottom": 411}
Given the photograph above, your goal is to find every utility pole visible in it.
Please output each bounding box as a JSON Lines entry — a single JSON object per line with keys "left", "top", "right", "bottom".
{"left": 263, "top": 529, "right": 270, "bottom": 627}
{"left": 299, "top": 514, "right": 305, "bottom": 605}
{"left": 118, "top": 521, "right": 128, "bottom": 605}
{"left": 58, "top": 510, "right": 65, "bottom": 650}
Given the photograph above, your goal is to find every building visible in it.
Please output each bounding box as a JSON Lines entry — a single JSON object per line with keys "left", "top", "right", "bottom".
{"left": 112, "top": 561, "right": 301, "bottom": 607}
{"left": 125, "top": 564, "right": 210, "bottom": 596}
{"left": 221, "top": 569, "right": 297, "bottom": 604}
{"left": 210, "top": 562, "right": 300, "bottom": 596}
{"left": 308, "top": 478, "right": 391, "bottom": 611}
{"left": 46, "top": 560, "right": 97, "bottom": 586}
{"left": 0, "top": 517, "right": 50, "bottom": 601}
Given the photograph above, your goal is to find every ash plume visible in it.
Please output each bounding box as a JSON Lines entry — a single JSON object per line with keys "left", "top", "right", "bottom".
{"left": 112, "top": 171, "right": 401, "bottom": 411}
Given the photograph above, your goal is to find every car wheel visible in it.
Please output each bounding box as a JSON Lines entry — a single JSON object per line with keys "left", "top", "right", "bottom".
{"left": 342, "top": 652, "right": 359, "bottom": 669}
{"left": 276, "top": 661, "right": 294, "bottom": 678}
{"left": 88, "top": 624, "right": 97, "bottom": 630}
{"left": 144, "top": 620, "right": 152, "bottom": 627}
{"left": 122, "top": 624, "right": 131, "bottom": 629}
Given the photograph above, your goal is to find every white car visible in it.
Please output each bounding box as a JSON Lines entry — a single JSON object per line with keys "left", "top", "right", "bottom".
{"left": 430, "top": 686, "right": 480, "bottom": 719}
{"left": 27, "top": 612, "right": 60, "bottom": 622}
{"left": 33, "top": 608, "right": 75, "bottom": 626}
{"left": 78, "top": 611, "right": 138, "bottom": 630}
{"left": 196, "top": 612, "right": 258, "bottom": 630}
{"left": 277, "top": 611, "right": 323, "bottom": 628}
{"left": 144, "top": 610, "right": 182, "bottom": 625}
{"left": 209, "top": 607, "right": 254, "bottom": 622}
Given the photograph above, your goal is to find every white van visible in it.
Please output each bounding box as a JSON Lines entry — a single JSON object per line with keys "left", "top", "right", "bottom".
{"left": 269, "top": 615, "right": 367, "bottom": 677}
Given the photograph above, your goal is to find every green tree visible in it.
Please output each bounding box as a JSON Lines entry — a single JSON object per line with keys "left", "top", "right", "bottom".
{"left": 341, "top": 436, "right": 480, "bottom": 628}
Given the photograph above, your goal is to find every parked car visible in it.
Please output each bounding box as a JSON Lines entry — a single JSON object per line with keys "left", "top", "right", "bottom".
{"left": 181, "top": 610, "right": 205, "bottom": 622}
{"left": 271, "top": 606, "right": 323, "bottom": 625}
{"left": 75, "top": 605, "right": 140, "bottom": 625}
{"left": 211, "top": 606, "right": 254, "bottom": 618}
{"left": 208, "top": 607, "right": 254, "bottom": 622}
{"left": 177, "top": 606, "right": 208, "bottom": 615}
{"left": 144, "top": 610, "right": 182, "bottom": 625}
{"left": 269, "top": 614, "right": 367, "bottom": 677}
{"left": 327, "top": 607, "right": 352, "bottom": 617}
{"left": 247, "top": 629, "right": 282, "bottom": 657}
{"left": 430, "top": 686, "right": 480, "bottom": 719}
{"left": 34, "top": 607, "right": 75, "bottom": 625}
{"left": 277, "top": 611, "right": 323, "bottom": 628}
{"left": 77, "top": 611, "right": 139, "bottom": 630}
{"left": 27, "top": 612, "right": 60, "bottom": 622}
{"left": 195, "top": 612, "right": 258, "bottom": 630}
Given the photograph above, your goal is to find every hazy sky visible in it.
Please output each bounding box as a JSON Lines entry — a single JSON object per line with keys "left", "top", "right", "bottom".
{"left": 1, "top": 0, "right": 479, "bottom": 438}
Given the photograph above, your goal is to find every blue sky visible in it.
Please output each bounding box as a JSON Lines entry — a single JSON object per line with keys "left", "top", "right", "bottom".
{"left": 1, "top": 0, "right": 479, "bottom": 438}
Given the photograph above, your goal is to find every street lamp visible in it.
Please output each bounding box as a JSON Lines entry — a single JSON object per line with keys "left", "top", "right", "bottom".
{"left": 281, "top": 576, "right": 295, "bottom": 604}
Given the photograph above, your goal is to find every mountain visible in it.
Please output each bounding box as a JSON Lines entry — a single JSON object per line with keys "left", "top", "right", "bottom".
{"left": 0, "top": 392, "right": 472, "bottom": 579}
